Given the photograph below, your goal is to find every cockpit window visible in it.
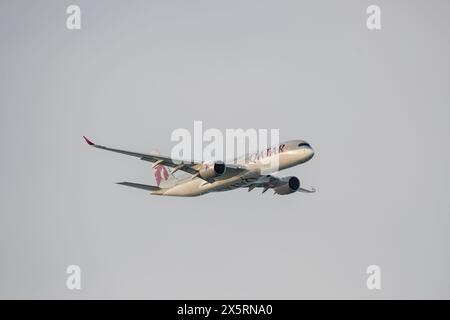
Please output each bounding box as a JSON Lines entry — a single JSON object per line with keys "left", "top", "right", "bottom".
{"left": 298, "top": 142, "right": 310, "bottom": 148}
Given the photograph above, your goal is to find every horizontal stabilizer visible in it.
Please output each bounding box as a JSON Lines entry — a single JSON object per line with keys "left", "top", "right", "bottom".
{"left": 116, "top": 182, "right": 160, "bottom": 192}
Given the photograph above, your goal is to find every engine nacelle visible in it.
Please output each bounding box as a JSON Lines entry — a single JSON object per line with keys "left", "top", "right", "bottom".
{"left": 274, "top": 176, "right": 300, "bottom": 195}
{"left": 198, "top": 161, "right": 226, "bottom": 180}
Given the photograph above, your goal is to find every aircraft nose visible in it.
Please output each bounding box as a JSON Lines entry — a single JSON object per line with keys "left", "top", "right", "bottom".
{"left": 307, "top": 147, "right": 315, "bottom": 160}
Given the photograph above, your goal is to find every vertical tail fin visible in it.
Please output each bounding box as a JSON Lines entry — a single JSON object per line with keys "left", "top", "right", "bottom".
{"left": 153, "top": 164, "right": 177, "bottom": 188}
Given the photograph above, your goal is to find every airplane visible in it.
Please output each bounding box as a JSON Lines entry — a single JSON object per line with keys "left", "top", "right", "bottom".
{"left": 83, "top": 136, "right": 316, "bottom": 196}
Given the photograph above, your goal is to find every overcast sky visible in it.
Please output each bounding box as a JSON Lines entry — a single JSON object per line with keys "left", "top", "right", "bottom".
{"left": 1, "top": 0, "right": 449, "bottom": 299}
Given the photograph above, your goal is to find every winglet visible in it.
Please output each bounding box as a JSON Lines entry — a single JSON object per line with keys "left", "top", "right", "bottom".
{"left": 83, "top": 136, "right": 95, "bottom": 146}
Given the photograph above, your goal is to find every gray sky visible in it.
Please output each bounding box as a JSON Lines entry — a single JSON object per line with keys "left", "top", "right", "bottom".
{"left": 1, "top": 0, "right": 450, "bottom": 299}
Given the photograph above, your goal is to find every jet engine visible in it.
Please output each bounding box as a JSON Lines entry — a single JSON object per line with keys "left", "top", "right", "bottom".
{"left": 274, "top": 176, "right": 300, "bottom": 195}
{"left": 198, "top": 162, "right": 226, "bottom": 180}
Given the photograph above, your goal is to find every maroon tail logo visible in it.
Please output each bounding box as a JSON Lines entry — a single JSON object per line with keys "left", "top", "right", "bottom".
{"left": 154, "top": 165, "right": 170, "bottom": 186}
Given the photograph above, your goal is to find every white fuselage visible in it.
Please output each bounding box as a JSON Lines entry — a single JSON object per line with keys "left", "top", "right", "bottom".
{"left": 154, "top": 140, "right": 314, "bottom": 196}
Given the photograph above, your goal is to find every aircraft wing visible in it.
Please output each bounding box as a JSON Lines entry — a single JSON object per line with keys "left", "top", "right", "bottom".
{"left": 245, "top": 174, "right": 316, "bottom": 194}
{"left": 83, "top": 136, "right": 246, "bottom": 178}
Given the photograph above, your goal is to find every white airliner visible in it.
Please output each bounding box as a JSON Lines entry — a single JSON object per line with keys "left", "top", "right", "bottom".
{"left": 83, "top": 136, "right": 316, "bottom": 196}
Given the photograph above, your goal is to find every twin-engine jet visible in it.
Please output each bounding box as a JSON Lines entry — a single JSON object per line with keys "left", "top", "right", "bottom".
{"left": 83, "top": 136, "right": 316, "bottom": 196}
